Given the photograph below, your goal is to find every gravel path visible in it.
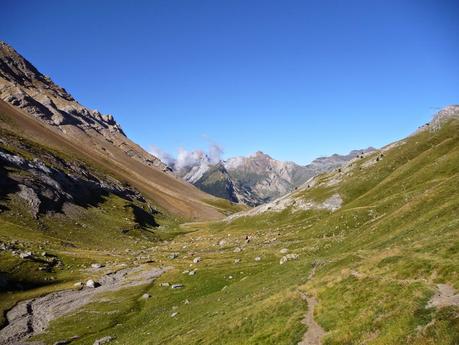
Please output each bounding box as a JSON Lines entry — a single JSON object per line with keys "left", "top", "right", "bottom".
{"left": 0, "top": 265, "right": 169, "bottom": 345}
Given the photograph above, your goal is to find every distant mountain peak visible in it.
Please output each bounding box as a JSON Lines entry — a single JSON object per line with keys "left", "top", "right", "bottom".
{"left": 176, "top": 148, "right": 373, "bottom": 206}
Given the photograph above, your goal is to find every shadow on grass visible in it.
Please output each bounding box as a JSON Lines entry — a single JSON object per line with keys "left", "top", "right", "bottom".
{"left": 129, "top": 204, "right": 159, "bottom": 228}
{"left": 0, "top": 272, "right": 55, "bottom": 293}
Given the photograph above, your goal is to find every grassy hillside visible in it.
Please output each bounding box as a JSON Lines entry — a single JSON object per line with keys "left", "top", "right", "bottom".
{"left": 0, "top": 103, "right": 241, "bottom": 332}
{"left": 11, "top": 117, "right": 457, "bottom": 345}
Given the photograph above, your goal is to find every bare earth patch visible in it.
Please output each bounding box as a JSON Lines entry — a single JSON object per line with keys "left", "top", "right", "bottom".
{"left": 0, "top": 265, "right": 170, "bottom": 345}
{"left": 427, "top": 284, "right": 459, "bottom": 309}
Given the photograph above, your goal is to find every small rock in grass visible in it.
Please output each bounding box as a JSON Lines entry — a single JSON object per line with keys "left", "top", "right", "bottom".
{"left": 53, "top": 340, "right": 70, "bottom": 345}
{"left": 168, "top": 253, "right": 179, "bottom": 259}
{"left": 160, "top": 282, "right": 170, "bottom": 287}
{"left": 280, "top": 254, "right": 299, "bottom": 265}
{"left": 280, "top": 248, "right": 289, "bottom": 254}
{"left": 184, "top": 299, "right": 190, "bottom": 304}
{"left": 141, "top": 293, "right": 151, "bottom": 299}
{"left": 218, "top": 240, "right": 226, "bottom": 246}
{"left": 192, "top": 257, "right": 201, "bottom": 264}
{"left": 91, "top": 263, "right": 104, "bottom": 269}
{"left": 254, "top": 256, "right": 261, "bottom": 262}
{"left": 234, "top": 259, "right": 241, "bottom": 264}
{"left": 188, "top": 269, "right": 197, "bottom": 276}
{"left": 233, "top": 247, "right": 242, "bottom": 253}
{"left": 93, "top": 336, "right": 114, "bottom": 345}
{"left": 171, "top": 312, "right": 178, "bottom": 317}
{"left": 171, "top": 284, "right": 184, "bottom": 289}
{"left": 73, "top": 282, "right": 83, "bottom": 290}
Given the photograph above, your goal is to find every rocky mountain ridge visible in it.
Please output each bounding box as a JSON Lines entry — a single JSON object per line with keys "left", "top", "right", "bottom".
{"left": 0, "top": 41, "right": 168, "bottom": 172}
{"left": 0, "top": 41, "right": 228, "bottom": 220}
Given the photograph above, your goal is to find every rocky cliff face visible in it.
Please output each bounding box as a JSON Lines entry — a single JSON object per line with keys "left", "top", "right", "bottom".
{"left": 0, "top": 41, "right": 169, "bottom": 173}
{"left": 177, "top": 149, "right": 374, "bottom": 206}
{"left": 0, "top": 126, "right": 151, "bottom": 220}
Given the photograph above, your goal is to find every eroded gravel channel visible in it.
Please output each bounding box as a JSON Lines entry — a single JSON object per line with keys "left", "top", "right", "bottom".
{"left": 0, "top": 265, "right": 169, "bottom": 345}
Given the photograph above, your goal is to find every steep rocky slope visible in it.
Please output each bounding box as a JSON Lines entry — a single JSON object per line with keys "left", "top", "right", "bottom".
{"left": 177, "top": 149, "right": 373, "bottom": 206}
{"left": 0, "top": 41, "right": 229, "bottom": 220}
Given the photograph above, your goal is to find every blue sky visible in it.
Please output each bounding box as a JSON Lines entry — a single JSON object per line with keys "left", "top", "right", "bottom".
{"left": 2, "top": 0, "right": 459, "bottom": 164}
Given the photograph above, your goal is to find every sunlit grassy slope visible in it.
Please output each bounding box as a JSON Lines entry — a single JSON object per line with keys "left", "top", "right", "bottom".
{"left": 22, "top": 118, "right": 458, "bottom": 345}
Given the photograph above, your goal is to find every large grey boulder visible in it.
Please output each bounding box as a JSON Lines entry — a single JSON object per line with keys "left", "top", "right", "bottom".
{"left": 17, "top": 185, "right": 41, "bottom": 218}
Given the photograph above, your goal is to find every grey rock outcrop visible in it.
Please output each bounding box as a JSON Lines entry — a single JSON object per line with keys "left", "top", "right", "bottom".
{"left": 0, "top": 137, "right": 150, "bottom": 218}
{"left": 416, "top": 105, "right": 459, "bottom": 133}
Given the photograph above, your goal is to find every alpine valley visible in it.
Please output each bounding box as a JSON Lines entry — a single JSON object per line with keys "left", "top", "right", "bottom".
{"left": 0, "top": 41, "right": 458, "bottom": 345}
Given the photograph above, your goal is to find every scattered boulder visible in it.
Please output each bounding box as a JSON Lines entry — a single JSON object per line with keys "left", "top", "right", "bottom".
{"left": 280, "top": 248, "right": 289, "bottom": 254}
{"left": 93, "top": 336, "right": 114, "bottom": 345}
{"left": 160, "top": 282, "right": 170, "bottom": 287}
{"left": 280, "top": 253, "right": 299, "bottom": 265}
{"left": 141, "top": 293, "right": 151, "bottom": 299}
{"left": 86, "top": 279, "right": 98, "bottom": 288}
{"left": 19, "top": 251, "right": 33, "bottom": 259}
{"left": 254, "top": 256, "right": 261, "bottom": 262}
{"left": 171, "top": 312, "right": 178, "bottom": 317}
{"left": 171, "top": 284, "right": 184, "bottom": 289}
{"left": 218, "top": 240, "right": 226, "bottom": 247}
{"left": 188, "top": 269, "right": 197, "bottom": 276}
{"left": 73, "top": 282, "right": 83, "bottom": 290}
{"left": 234, "top": 259, "right": 241, "bottom": 264}
{"left": 192, "top": 257, "right": 201, "bottom": 264}
{"left": 233, "top": 247, "right": 242, "bottom": 253}
{"left": 91, "top": 263, "right": 104, "bottom": 269}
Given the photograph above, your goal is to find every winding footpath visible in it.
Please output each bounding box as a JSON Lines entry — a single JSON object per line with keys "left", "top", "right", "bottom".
{"left": 298, "top": 294, "right": 325, "bottom": 345}
{"left": 0, "top": 265, "right": 169, "bottom": 345}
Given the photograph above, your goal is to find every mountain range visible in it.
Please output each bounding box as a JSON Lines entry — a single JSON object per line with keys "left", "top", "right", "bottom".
{"left": 174, "top": 148, "right": 374, "bottom": 205}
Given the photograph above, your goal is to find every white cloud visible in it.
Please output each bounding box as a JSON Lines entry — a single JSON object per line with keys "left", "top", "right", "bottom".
{"left": 149, "top": 143, "right": 224, "bottom": 171}
{"left": 149, "top": 145, "right": 175, "bottom": 166}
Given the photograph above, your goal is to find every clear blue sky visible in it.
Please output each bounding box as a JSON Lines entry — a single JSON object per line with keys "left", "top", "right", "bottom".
{"left": 2, "top": 0, "right": 458, "bottom": 164}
